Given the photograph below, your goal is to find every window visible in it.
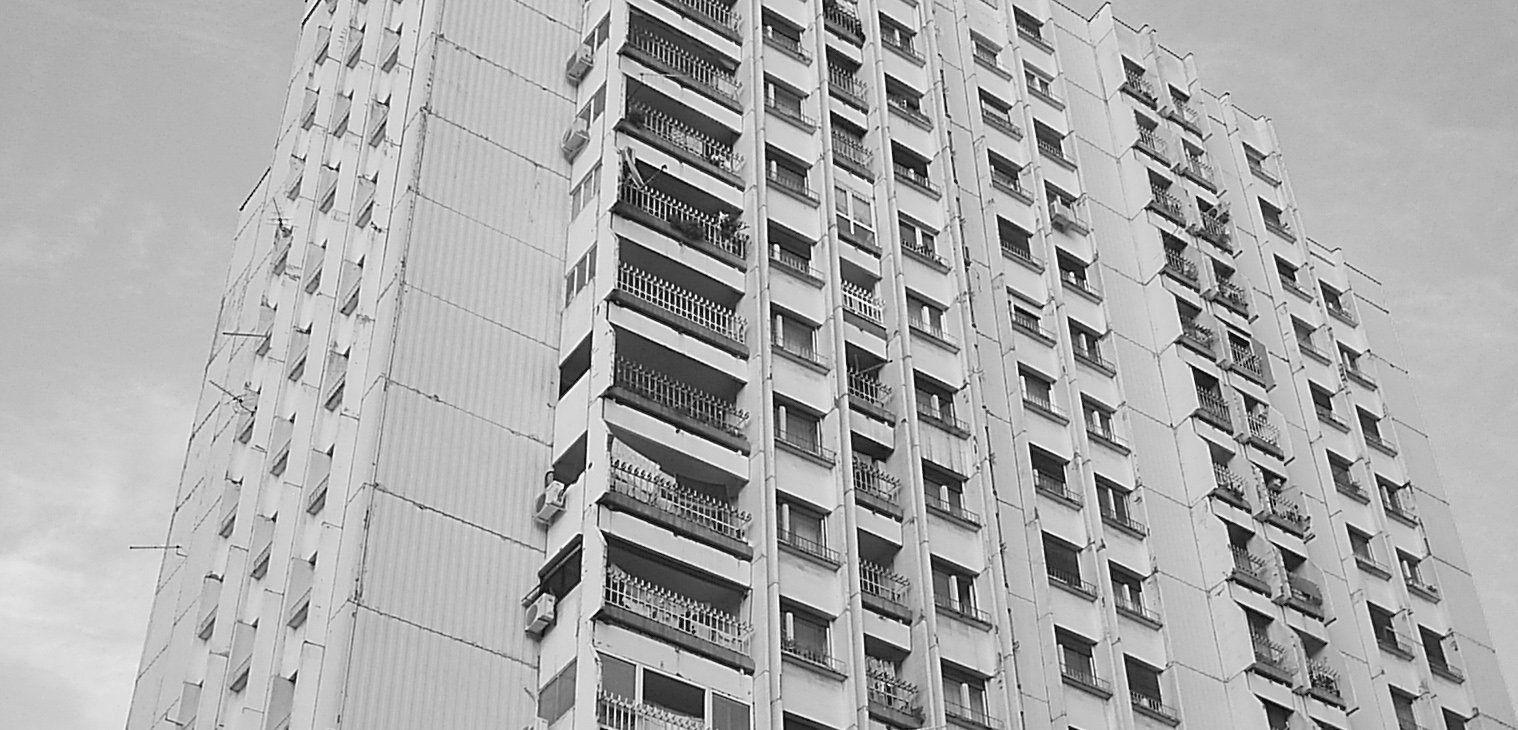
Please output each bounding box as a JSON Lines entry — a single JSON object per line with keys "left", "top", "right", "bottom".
{"left": 1400, "top": 551, "right": 1430, "bottom": 587}
{"left": 767, "top": 151, "right": 812, "bottom": 197}
{"left": 1262, "top": 700, "right": 1293, "bottom": 730}
{"left": 1058, "top": 252, "right": 1097, "bottom": 296}
{"left": 923, "top": 468, "right": 971, "bottom": 520}
{"left": 891, "top": 144, "right": 933, "bottom": 189}
{"left": 898, "top": 215, "right": 938, "bottom": 258}
{"left": 835, "top": 185, "right": 875, "bottom": 245}
{"left": 932, "top": 560, "right": 980, "bottom": 617}
{"left": 781, "top": 603, "right": 832, "bottom": 659}
{"left": 1359, "top": 408, "right": 1387, "bottom": 442}
{"left": 1294, "top": 317, "right": 1324, "bottom": 358}
{"left": 988, "top": 153, "right": 1026, "bottom": 195}
{"left": 942, "top": 666, "right": 989, "bottom": 721}
{"left": 769, "top": 224, "right": 816, "bottom": 277}
{"left": 879, "top": 16, "right": 918, "bottom": 58}
{"left": 885, "top": 77, "right": 926, "bottom": 119}
{"left": 1056, "top": 629, "right": 1098, "bottom": 681}
{"left": 972, "top": 37, "right": 1001, "bottom": 69}
{"left": 1244, "top": 144, "right": 1276, "bottom": 181}
{"left": 1444, "top": 709, "right": 1470, "bottom": 730}
{"left": 599, "top": 655, "right": 749, "bottom": 730}
{"left": 1380, "top": 478, "right": 1416, "bottom": 520}
{"left": 1369, "top": 603, "right": 1403, "bottom": 647}
{"left": 1310, "top": 383, "right": 1338, "bottom": 421}
{"left": 576, "top": 84, "right": 606, "bottom": 125}
{"left": 765, "top": 79, "right": 812, "bottom": 126}
{"left": 1034, "top": 122, "right": 1067, "bottom": 161}
{"left": 1125, "top": 657, "right": 1167, "bottom": 708}
{"left": 1276, "top": 256, "right": 1305, "bottom": 291}
{"left": 1083, "top": 398, "right": 1119, "bottom": 442}
{"left": 906, "top": 294, "right": 949, "bottom": 340}
{"left": 1259, "top": 198, "right": 1291, "bottom": 236}
{"left": 538, "top": 660, "right": 577, "bottom": 722}
{"left": 1096, "top": 477, "right": 1135, "bottom": 524}
{"left": 1348, "top": 527, "right": 1376, "bottom": 562}
{"left": 773, "top": 310, "right": 819, "bottom": 362}
{"left": 1014, "top": 9, "right": 1045, "bottom": 43}
{"left": 1024, "top": 64, "right": 1058, "bottom": 102}
{"left": 1135, "top": 112, "right": 1163, "bottom": 154}
{"left": 777, "top": 402, "right": 824, "bottom": 454}
{"left": 980, "top": 90, "right": 1017, "bottom": 133}
{"left": 569, "top": 162, "right": 601, "bottom": 218}
{"left": 1391, "top": 687, "right": 1419, "bottom": 730}
{"left": 1043, "top": 534, "right": 1086, "bottom": 591}
{"left": 1029, "top": 446, "right": 1068, "bottom": 497}
{"left": 1122, "top": 58, "right": 1152, "bottom": 97}
{"left": 998, "top": 218, "right": 1035, "bottom": 262}
{"left": 763, "top": 14, "right": 808, "bottom": 61}
{"left": 1069, "top": 321, "right": 1111, "bottom": 371}
{"left": 1110, "top": 564, "right": 1150, "bottom": 616}
{"left": 1011, "top": 295, "right": 1049, "bottom": 340}
{"left": 564, "top": 245, "right": 597, "bottom": 306}
{"left": 1020, "top": 368, "right": 1056, "bottom": 412}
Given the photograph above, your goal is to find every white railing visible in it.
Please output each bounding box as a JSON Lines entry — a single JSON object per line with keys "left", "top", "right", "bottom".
{"left": 1181, "top": 319, "right": 1214, "bottom": 348}
{"left": 614, "top": 357, "right": 748, "bottom": 436}
{"left": 1165, "top": 248, "right": 1197, "bottom": 279}
{"left": 1212, "top": 463, "right": 1248, "bottom": 500}
{"left": 861, "top": 560, "right": 909, "bottom": 604}
{"left": 1123, "top": 71, "right": 1154, "bottom": 98}
{"left": 628, "top": 103, "right": 740, "bottom": 173}
{"left": 668, "top": 0, "right": 738, "bottom": 32}
{"left": 1137, "top": 126, "right": 1166, "bottom": 155}
{"left": 842, "top": 281, "right": 884, "bottom": 324}
{"left": 848, "top": 372, "right": 891, "bottom": 409}
{"left": 627, "top": 28, "right": 740, "bottom": 102}
{"left": 763, "top": 26, "right": 808, "bottom": 60}
{"left": 852, "top": 456, "right": 900, "bottom": 506}
{"left": 598, "top": 690, "right": 712, "bottom": 730}
{"left": 609, "top": 458, "right": 750, "bottom": 540}
{"left": 832, "top": 129, "right": 872, "bottom": 167}
{"left": 1230, "top": 341, "right": 1264, "bottom": 377}
{"left": 603, "top": 565, "right": 751, "bottom": 652}
{"left": 828, "top": 66, "right": 868, "bottom": 103}
{"left": 1196, "top": 387, "right": 1230, "bottom": 423}
{"left": 767, "top": 162, "right": 812, "bottom": 197}
{"left": 1149, "top": 185, "right": 1186, "bottom": 219}
{"left": 770, "top": 245, "right": 817, "bottom": 278}
{"left": 1247, "top": 413, "right": 1280, "bottom": 447}
{"left": 893, "top": 162, "right": 935, "bottom": 192}
{"left": 618, "top": 183, "right": 748, "bottom": 260}
{"left": 867, "top": 661, "right": 919, "bottom": 714}
{"left": 616, "top": 264, "right": 745, "bottom": 342}
{"left": 1218, "top": 279, "right": 1248, "bottom": 309}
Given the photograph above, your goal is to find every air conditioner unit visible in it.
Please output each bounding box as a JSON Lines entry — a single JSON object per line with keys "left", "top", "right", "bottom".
{"left": 561, "top": 119, "right": 590, "bottom": 161}
{"left": 524, "top": 592, "right": 557, "bottom": 637}
{"left": 565, "top": 43, "right": 595, "bottom": 85}
{"left": 534, "top": 477, "right": 568, "bottom": 525}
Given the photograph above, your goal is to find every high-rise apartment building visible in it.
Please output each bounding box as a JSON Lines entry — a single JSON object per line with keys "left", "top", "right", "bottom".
{"left": 126, "top": 1, "right": 1513, "bottom": 729}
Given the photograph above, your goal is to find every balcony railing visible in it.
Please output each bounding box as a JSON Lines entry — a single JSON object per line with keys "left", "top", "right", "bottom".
{"left": 1036, "top": 137, "right": 1069, "bottom": 163}
{"left": 882, "top": 35, "right": 922, "bottom": 63}
{"left": 1247, "top": 413, "right": 1282, "bottom": 450}
{"left": 1182, "top": 157, "right": 1214, "bottom": 186}
{"left": 767, "top": 162, "right": 813, "bottom": 198}
{"left": 1307, "top": 659, "right": 1343, "bottom": 702}
{"left": 1195, "top": 387, "right": 1231, "bottom": 426}
{"left": 1229, "top": 341, "right": 1265, "bottom": 379}
{"left": 1048, "top": 566, "right": 1098, "bottom": 597}
{"left": 1101, "top": 506, "right": 1147, "bottom": 535}
{"left": 925, "top": 493, "right": 980, "bottom": 525}
{"left": 1231, "top": 546, "right": 1269, "bottom": 583}
{"left": 887, "top": 94, "right": 931, "bottom": 127}
{"left": 770, "top": 245, "right": 819, "bottom": 281}
{"left": 627, "top": 103, "right": 742, "bottom": 174}
{"left": 982, "top": 105, "right": 1022, "bottom": 138}
{"left": 1264, "top": 493, "right": 1311, "bottom": 535}
{"left": 1049, "top": 198, "right": 1089, "bottom": 233}
{"left": 1217, "top": 279, "right": 1248, "bottom": 311}
{"left": 1189, "top": 213, "right": 1230, "bottom": 246}
{"left": 1149, "top": 185, "right": 1186, "bottom": 221}
{"left": 848, "top": 372, "right": 892, "bottom": 411}
{"left": 945, "top": 699, "right": 1000, "bottom": 730}
{"left": 867, "top": 665, "right": 921, "bottom": 717}
{"left": 828, "top": 66, "right": 869, "bottom": 107}
{"left": 1115, "top": 594, "right": 1161, "bottom": 625}
{"left": 853, "top": 456, "right": 901, "bottom": 509}
{"left": 861, "top": 560, "right": 910, "bottom": 604}
{"left": 1123, "top": 71, "right": 1156, "bottom": 101}
{"left": 779, "top": 529, "right": 841, "bottom": 565}
{"left": 614, "top": 357, "right": 747, "bottom": 438}
{"left": 1342, "top": 363, "right": 1377, "bottom": 389}
{"left": 1286, "top": 573, "right": 1324, "bottom": 611}
{"left": 766, "top": 96, "right": 816, "bottom": 129}
{"left": 1386, "top": 498, "right": 1419, "bottom": 525}
{"left": 990, "top": 167, "right": 1029, "bottom": 198}
{"left": 909, "top": 317, "right": 955, "bottom": 347}
{"left": 1131, "top": 691, "right": 1179, "bottom": 723}
{"left": 842, "top": 281, "right": 884, "bottom": 324}
{"left": 1002, "top": 240, "right": 1040, "bottom": 269}
{"left": 617, "top": 182, "right": 749, "bottom": 261}
{"left": 762, "top": 26, "right": 809, "bottom": 62}
{"left": 604, "top": 565, "right": 750, "bottom": 653}
{"left": 609, "top": 458, "right": 750, "bottom": 541}
{"left": 1326, "top": 301, "right": 1357, "bottom": 325}
{"left": 1136, "top": 126, "right": 1167, "bottom": 158}
{"left": 781, "top": 637, "right": 846, "bottom": 674}
{"left": 1375, "top": 625, "right": 1416, "bottom": 658}
{"left": 1333, "top": 472, "right": 1368, "bottom": 502}
{"left": 1170, "top": 100, "right": 1202, "bottom": 129}
{"left": 1059, "top": 659, "right": 1113, "bottom": 696}
{"left": 627, "top": 28, "right": 740, "bottom": 103}
{"left": 934, "top": 596, "right": 992, "bottom": 625}
{"left": 832, "top": 130, "right": 873, "bottom": 169}
{"left": 893, "top": 162, "right": 937, "bottom": 193}
{"left": 822, "top": 1, "right": 865, "bottom": 42}
{"left": 664, "top": 0, "right": 739, "bottom": 34}
{"left": 1212, "top": 463, "right": 1249, "bottom": 505}
{"left": 1251, "top": 633, "right": 1293, "bottom": 673}
{"left": 1074, "top": 344, "right": 1114, "bottom": 373}
{"left": 777, "top": 428, "right": 836, "bottom": 463}
{"left": 1061, "top": 269, "right": 1100, "bottom": 299}
{"left": 1034, "top": 471, "right": 1079, "bottom": 504}
{"left": 1181, "top": 319, "right": 1215, "bottom": 351}
{"left": 598, "top": 690, "right": 711, "bottom": 730}
{"left": 1164, "top": 248, "right": 1198, "bottom": 281}
{"left": 1430, "top": 658, "right": 1466, "bottom": 683}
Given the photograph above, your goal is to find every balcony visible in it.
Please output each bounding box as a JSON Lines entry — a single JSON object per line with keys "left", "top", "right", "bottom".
{"left": 1260, "top": 494, "right": 1310, "bottom": 540}
{"left": 934, "top": 595, "right": 992, "bottom": 628}
{"left": 1179, "top": 157, "right": 1215, "bottom": 189}
{"left": 822, "top": 0, "right": 865, "bottom": 45}
{"left": 1188, "top": 212, "right": 1230, "bottom": 248}
{"left": 1263, "top": 216, "right": 1295, "bottom": 241}
{"left": 1194, "top": 387, "right": 1232, "bottom": 432}
{"left": 843, "top": 281, "right": 885, "bottom": 328}
{"left": 1246, "top": 414, "right": 1284, "bottom": 457}
{"left": 1430, "top": 658, "right": 1466, "bottom": 684}
{"left": 1215, "top": 279, "right": 1249, "bottom": 314}
{"left": 602, "top": 565, "right": 753, "bottom": 669}
{"left": 610, "top": 356, "right": 749, "bottom": 452}
{"left": 925, "top": 493, "right": 981, "bottom": 528}
{"left": 1023, "top": 393, "right": 1066, "bottom": 423}
{"left": 615, "top": 182, "right": 749, "bottom": 268}
{"left": 860, "top": 561, "right": 911, "bottom": 621}
{"left": 982, "top": 104, "right": 1022, "bottom": 139}
{"left": 1131, "top": 691, "right": 1181, "bottom": 726}
{"left": 1060, "top": 269, "right": 1101, "bottom": 301}
{"left": 776, "top": 428, "right": 836, "bottom": 465}
{"left": 833, "top": 129, "right": 874, "bottom": 178}
{"left": 606, "top": 458, "right": 752, "bottom": 558}
{"left": 1228, "top": 341, "right": 1266, "bottom": 383}
{"left": 910, "top": 317, "right": 958, "bottom": 353}
{"left": 1298, "top": 338, "right": 1331, "bottom": 364}
{"left": 1037, "top": 137, "right": 1074, "bottom": 167}
{"left": 1122, "top": 71, "right": 1157, "bottom": 104}
{"left": 1211, "top": 463, "right": 1251, "bottom": 510}
{"left": 597, "top": 690, "right": 714, "bottom": 730}
{"left": 1375, "top": 625, "right": 1417, "bottom": 660}
{"left": 945, "top": 699, "right": 1002, "bottom": 730}
{"left": 1048, "top": 197, "right": 1090, "bottom": 235}
{"left": 1115, "top": 595, "right": 1163, "bottom": 628}
{"left": 848, "top": 372, "right": 893, "bottom": 422}
{"left": 1326, "top": 301, "right": 1357, "bottom": 326}
{"left": 1305, "top": 660, "right": 1345, "bottom": 706}
{"left": 765, "top": 94, "right": 816, "bottom": 130}
{"left": 893, "top": 162, "right": 938, "bottom": 197}
{"left": 1365, "top": 431, "right": 1399, "bottom": 456}
{"left": 1148, "top": 185, "right": 1187, "bottom": 225}
{"left": 1002, "top": 240, "right": 1042, "bottom": 272}
{"left": 1163, "top": 248, "right": 1199, "bottom": 285}
{"left": 1179, "top": 318, "right": 1216, "bottom": 356}
{"left": 887, "top": 93, "right": 932, "bottom": 129}
{"left": 1101, "top": 506, "right": 1147, "bottom": 537}
{"left": 1165, "top": 100, "right": 1203, "bottom": 132}
{"left": 882, "top": 34, "right": 924, "bottom": 64}
{"left": 867, "top": 666, "right": 924, "bottom": 727}
{"left": 828, "top": 66, "right": 869, "bottom": 110}
{"left": 1385, "top": 497, "right": 1419, "bottom": 526}
{"left": 767, "top": 161, "right": 816, "bottom": 203}
{"left": 1088, "top": 425, "right": 1131, "bottom": 455}
{"left": 1073, "top": 344, "right": 1116, "bottom": 376}
{"left": 1341, "top": 363, "right": 1377, "bottom": 390}
{"left": 903, "top": 237, "right": 949, "bottom": 272}
{"left": 1047, "top": 566, "right": 1098, "bottom": 600}
{"left": 1407, "top": 575, "right": 1441, "bottom": 603}
{"left": 1354, "top": 551, "right": 1393, "bottom": 579}
{"left": 1229, "top": 546, "right": 1271, "bottom": 595}
{"left": 762, "top": 26, "right": 810, "bottom": 63}
{"left": 779, "top": 527, "right": 842, "bottom": 568}
{"left": 770, "top": 245, "right": 821, "bottom": 285}
{"left": 781, "top": 637, "right": 848, "bottom": 677}
{"left": 1034, "top": 471, "right": 1081, "bottom": 507}
{"left": 1060, "top": 659, "right": 1114, "bottom": 698}
{"left": 1249, "top": 633, "right": 1295, "bottom": 684}
{"left": 990, "top": 167, "right": 1032, "bottom": 202}
{"left": 624, "top": 27, "right": 740, "bottom": 109}
{"left": 853, "top": 456, "right": 902, "bottom": 518}
{"left": 1333, "top": 473, "right": 1369, "bottom": 503}
{"left": 1280, "top": 574, "right": 1324, "bottom": 619}
{"left": 622, "top": 102, "right": 742, "bottom": 183}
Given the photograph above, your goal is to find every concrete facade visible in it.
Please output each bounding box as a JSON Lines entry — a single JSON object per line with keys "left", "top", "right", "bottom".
{"left": 126, "top": 2, "right": 1513, "bottom": 730}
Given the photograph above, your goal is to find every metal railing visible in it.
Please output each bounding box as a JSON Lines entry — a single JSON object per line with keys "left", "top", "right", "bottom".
{"left": 842, "top": 281, "right": 884, "bottom": 324}
{"left": 1265, "top": 492, "right": 1310, "bottom": 534}
{"left": 861, "top": 560, "right": 909, "bottom": 604}
{"left": 990, "top": 167, "right": 1026, "bottom": 196}
{"left": 1232, "top": 546, "right": 1268, "bottom": 582}
{"left": 1191, "top": 213, "right": 1229, "bottom": 243}
{"left": 853, "top": 456, "right": 901, "bottom": 506}
{"left": 1248, "top": 413, "right": 1281, "bottom": 448}
{"left": 1149, "top": 185, "right": 1186, "bottom": 220}
{"left": 882, "top": 34, "right": 922, "bottom": 62}
{"left": 777, "top": 427, "right": 836, "bottom": 462}
{"left": 1183, "top": 156, "right": 1214, "bottom": 185}
{"left": 1061, "top": 269, "right": 1100, "bottom": 298}
{"left": 828, "top": 66, "right": 868, "bottom": 105}
{"left": 598, "top": 690, "right": 711, "bottom": 730}
{"left": 1024, "top": 393, "right": 1063, "bottom": 419}
{"left": 770, "top": 245, "right": 818, "bottom": 280}
{"left": 666, "top": 0, "right": 739, "bottom": 33}
{"left": 945, "top": 698, "right": 998, "bottom": 729}
{"left": 618, "top": 263, "right": 746, "bottom": 342}
{"left": 1264, "top": 215, "right": 1294, "bottom": 238}
{"left": 1173, "top": 100, "right": 1202, "bottom": 128}
{"left": 1074, "top": 344, "right": 1114, "bottom": 372}
{"left": 1181, "top": 318, "right": 1215, "bottom": 349}
{"left": 1002, "top": 240, "right": 1038, "bottom": 266}
{"left": 848, "top": 372, "right": 892, "bottom": 410}
{"left": 1130, "top": 691, "right": 1178, "bottom": 721}
{"left": 1251, "top": 633, "right": 1292, "bottom": 671}
{"left": 1036, "top": 137, "right": 1067, "bottom": 162}
{"left": 1115, "top": 594, "right": 1160, "bottom": 624}
{"left": 972, "top": 46, "right": 1001, "bottom": 70}
{"left": 1212, "top": 463, "right": 1248, "bottom": 501}
{"left": 1034, "top": 470, "right": 1078, "bottom": 503}
{"left": 1333, "top": 472, "right": 1367, "bottom": 500}
{"left": 627, "top": 103, "right": 741, "bottom": 173}
{"left": 1218, "top": 279, "right": 1248, "bottom": 310}
{"left": 1229, "top": 340, "right": 1265, "bottom": 378}
{"left": 917, "top": 401, "right": 968, "bottom": 434}
{"left": 767, "top": 161, "right": 812, "bottom": 197}
{"left": 925, "top": 493, "right": 980, "bottom": 525}
{"left": 1059, "top": 659, "right": 1112, "bottom": 694}
{"left": 909, "top": 316, "right": 954, "bottom": 345}
{"left": 614, "top": 357, "right": 748, "bottom": 437}
{"left": 823, "top": 1, "right": 864, "bottom": 39}
{"left": 1123, "top": 71, "right": 1155, "bottom": 99}
{"left": 627, "top": 28, "right": 739, "bottom": 103}
{"left": 934, "top": 595, "right": 991, "bottom": 624}
{"left": 1307, "top": 659, "right": 1342, "bottom": 699}
{"left": 887, "top": 94, "right": 931, "bottom": 126}
{"left": 866, "top": 663, "right": 920, "bottom": 715}
{"left": 1016, "top": 20, "right": 1046, "bottom": 44}
{"left": 893, "top": 162, "right": 936, "bottom": 193}
{"left": 766, "top": 96, "right": 816, "bottom": 128}
{"left": 609, "top": 458, "right": 750, "bottom": 541}
{"left": 1195, "top": 387, "right": 1230, "bottom": 424}
{"left": 1164, "top": 248, "right": 1197, "bottom": 280}
{"left": 1013, "top": 312, "right": 1053, "bottom": 340}
{"left": 762, "top": 26, "right": 808, "bottom": 61}
{"left": 1048, "top": 566, "right": 1097, "bottom": 596}
{"left": 1287, "top": 574, "right": 1323, "bottom": 608}
{"left": 981, "top": 104, "right": 1021, "bottom": 137}
{"left": 1376, "top": 624, "right": 1416, "bottom": 655}
{"left": 1049, "top": 198, "right": 1087, "bottom": 229}
{"left": 779, "top": 529, "right": 841, "bottom": 564}
{"left": 1101, "top": 506, "right": 1146, "bottom": 534}
{"left": 832, "top": 129, "right": 872, "bottom": 168}
{"left": 604, "top": 565, "right": 750, "bottom": 653}
{"left": 617, "top": 183, "right": 748, "bottom": 260}
{"left": 1136, "top": 127, "right": 1166, "bottom": 158}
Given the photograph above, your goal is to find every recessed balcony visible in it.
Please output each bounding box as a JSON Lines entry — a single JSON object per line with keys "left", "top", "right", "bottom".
{"left": 934, "top": 595, "right": 992, "bottom": 628}
{"left": 610, "top": 356, "right": 749, "bottom": 452}
{"left": 1034, "top": 471, "right": 1081, "bottom": 508}
{"left": 1164, "top": 99, "right": 1203, "bottom": 132}
{"left": 1229, "top": 546, "right": 1271, "bottom": 595}
{"left": 1188, "top": 212, "right": 1230, "bottom": 249}
{"left": 828, "top": 65, "right": 869, "bottom": 110}
{"left": 1122, "top": 71, "right": 1157, "bottom": 105}
{"left": 1059, "top": 659, "right": 1114, "bottom": 698}
{"left": 1179, "top": 157, "right": 1215, "bottom": 189}
{"left": 1194, "top": 387, "right": 1233, "bottom": 432}
{"left": 1249, "top": 633, "right": 1295, "bottom": 684}
{"left": 779, "top": 527, "right": 842, "bottom": 568}
{"left": 1375, "top": 625, "right": 1417, "bottom": 660}
{"left": 1333, "top": 473, "right": 1369, "bottom": 503}
{"left": 620, "top": 99, "right": 742, "bottom": 186}
{"left": 650, "top": 0, "right": 741, "bottom": 41}
{"left": 1048, "top": 566, "right": 1098, "bottom": 600}
{"left": 893, "top": 161, "right": 939, "bottom": 197}
{"left": 1246, "top": 414, "right": 1284, "bottom": 457}
{"left": 990, "top": 167, "right": 1033, "bottom": 203}
{"left": 1227, "top": 341, "right": 1267, "bottom": 383}
{"left": 833, "top": 129, "right": 874, "bottom": 179}
{"left": 1101, "top": 506, "right": 1147, "bottom": 537}
{"left": 848, "top": 371, "right": 894, "bottom": 422}
{"left": 612, "top": 262, "right": 747, "bottom": 356}
{"left": 1259, "top": 492, "right": 1310, "bottom": 538}
{"left": 1023, "top": 394, "right": 1068, "bottom": 424}
{"left": 925, "top": 492, "right": 981, "bottom": 528}
{"left": 597, "top": 690, "right": 717, "bottom": 730}
{"left": 624, "top": 23, "right": 741, "bottom": 110}
{"left": 1305, "top": 660, "right": 1345, "bottom": 707}
{"left": 1215, "top": 279, "right": 1249, "bottom": 315}
{"left": 822, "top": 0, "right": 865, "bottom": 45}
{"left": 1279, "top": 574, "right": 1324, "bottom": 619}
{"left": 615, "top": 178, "right": 749, "bottom": 269}
{"left": 853, "top": 456, "right": 902, "bottom": 519}
{"left": 1049, "top": 197, "right": 1091, "bottom": 235}
{"left": 945, "top": 699, "right": 1002, "bottom": 730}
{"left": 604, "top": 457, "right": 752, "bottom": 558}
{"left": 1073, "top": 344, "right": 1116, "bottom": 376}
{"left": 867, "top": 665, "right": 924, "bottom": 727}
{"left": 861, "top": 560, "right": 911, "bottom": 622}
{"left": 1135, "top": 126, "right": 1167, "bottom": 161}
{"left": 601, "top": 563, "right": 752, "bottom": 670}
{"left": 1147, "top": 185, "right": 1187, "bottom": 225}
{"left": 1179, "top": 318, "right": 1216, "bottom": 357}
{"left": 843, "top": 281, "right": 885, "bottom": 328}
{"left": 1211, "top": 463, "right": 1251, "bottom": 510}
{"left": 1115, "top": 595, "right": 1163, "bottom": 628}
{"left": 1163, "top": 248, "right": 1199, "bottom": 286}
{"left": 1131, "top": 691, "right": 1180, "bottom": 726}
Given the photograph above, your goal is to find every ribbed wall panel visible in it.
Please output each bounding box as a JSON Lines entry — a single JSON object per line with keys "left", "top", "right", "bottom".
{"left": 405, "top": 197, "right": 563, "bottom": 343}
{"left": 341, "top": 607, "right": 538, "bottom": 729}
{"left": 437, "top": 2, "right": 581, "bottom": 97}
{"left": 416, "top": 104, "right": 572, "bottom": 248}
{"left": 389, "top": 291, "right": 558, "bottom": 441}
{"left": 374, "top": 386, "right": 551, "bottom": 540}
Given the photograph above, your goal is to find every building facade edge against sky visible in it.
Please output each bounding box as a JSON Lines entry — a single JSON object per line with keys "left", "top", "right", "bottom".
{"left": 125, "top": 1, "right": 1515, "bottom": 730}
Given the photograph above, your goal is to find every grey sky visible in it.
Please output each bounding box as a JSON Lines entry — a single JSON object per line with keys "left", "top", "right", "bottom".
{"left": 0, "top": 0, "right": 1512, "bottom": 727}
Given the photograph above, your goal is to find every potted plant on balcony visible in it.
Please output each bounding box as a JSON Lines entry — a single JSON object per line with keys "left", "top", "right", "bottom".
{"left": 624, "top": 107, "right": 647, "bottom": 128}
{"left": 669, "top": 216, "right": 707, "bottom": 241}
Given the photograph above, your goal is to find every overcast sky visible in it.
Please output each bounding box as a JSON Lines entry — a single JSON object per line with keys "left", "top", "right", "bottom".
{"left": 0, "top": 0, "right": 1512, "bottom": 727}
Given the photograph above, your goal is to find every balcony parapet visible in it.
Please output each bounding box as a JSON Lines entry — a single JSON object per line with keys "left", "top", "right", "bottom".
{"left": 624, "top": 28, "right": 740, "bottom": 109}
{"left": 598, "top": 690, "right": 714, "bottom": 730}
{"left": 1230, "top": 546, "right": 1272, "bottom": 595}
{"left": 1249, "top": 633, "right": 1296, "bottom": 684}
{"left": 853, "top": 457, "right": 902, "bottom": 519}
{"left": 867, "top": 665, "right": 924, "bottom": 727}
{"left": 610, "top": 356, "right": 749, "bottom": 452}
{"left": 861, "top": 561, "right": 911, "bottom": 622}
{"left": 601, "top": 566, "right": 753, "bottom": 670}
{"left": 615, "top": 181, "right": 748, "bottom": 269}
{"left": 605, "top": 458, "right": 752, "bottom": 558}
{"left": 848, "top": 372, "right": 894, "bottom": 422}
{"left": 1060, "top": 660, "right": 1114, "bottom": 698}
